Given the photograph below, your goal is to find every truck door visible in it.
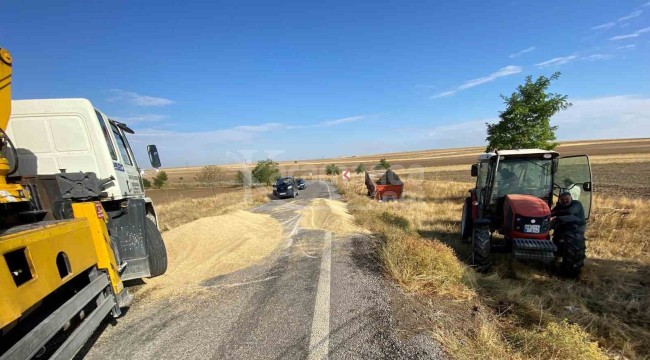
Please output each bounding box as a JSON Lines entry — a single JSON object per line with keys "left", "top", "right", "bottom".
{"left": 109, "top": 122, "right": 144, "bottom": 197}
{"left": 555, "top": 155, "right": 592, "bottom": 219}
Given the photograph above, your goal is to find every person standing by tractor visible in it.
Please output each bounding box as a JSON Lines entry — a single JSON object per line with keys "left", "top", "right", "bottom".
{"left": 551, "top": 191, "right": 587, "bottom": 276}
{"left": 563, "top": 177, "right": 581, "bottom": 202}
{"left": 552, "top": 191, "right": 586, "bottom": 235}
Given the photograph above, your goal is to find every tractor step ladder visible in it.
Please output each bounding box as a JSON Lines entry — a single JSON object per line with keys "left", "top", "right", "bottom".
{"left": 513, "top": 238, "right": 557, "bottom": 263}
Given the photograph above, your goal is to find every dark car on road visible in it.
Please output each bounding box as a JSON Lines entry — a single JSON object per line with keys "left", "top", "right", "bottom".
{"left": 273, "top": 177, "right": 299, "bottom": 199}
{"left": 296, "top": 178, "right": 306, "bottom": 190}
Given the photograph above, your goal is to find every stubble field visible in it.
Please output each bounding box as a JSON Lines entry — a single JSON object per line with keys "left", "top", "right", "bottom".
{"left": 151, "top": 138, "right": 650, "bottom": 201}
{"left": 147, "top": 138, "right": 650, "bottom": 358}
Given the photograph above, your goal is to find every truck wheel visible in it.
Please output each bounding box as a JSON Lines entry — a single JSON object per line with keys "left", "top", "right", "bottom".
{"left": 557, "top": 234, "right": 586, "bottom": 278}
{"left": 472, "top": 226, "right": 491, "bottom": 272}
{"left": 460, "top": 197, "right": 473, "bottom": 242}
{"left": 146, "top": 212, "right": 157, "bottom": 225}
{"left": 146, "top": 217, "right": 167, "bottom": 277}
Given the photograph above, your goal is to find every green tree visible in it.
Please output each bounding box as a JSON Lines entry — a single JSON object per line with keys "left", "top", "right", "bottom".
{"left": 486, "top": 72, "right": 571, "bottom": 151}
{"left": 142, "top": 178, "right": 152, "bottom": 189}
{"left": 374, "top": 158, "right": 391, "bottom": 170}
{"left": 195, "top": 165, "right": 223, "bottom": 193}
{"left": 252, "top": 159, "right": 280, "bottom": 186}
{"left": 235, "top": 170, "right": 252, "bottom": 186}
{"left": 153, "top": 171, "right": 168, "bottom": 189}
{"left": 355, "top": 163, "right": 366, "bottom": 174}
{"left": 325, "top": 164, "right": 340, "bottom": 175}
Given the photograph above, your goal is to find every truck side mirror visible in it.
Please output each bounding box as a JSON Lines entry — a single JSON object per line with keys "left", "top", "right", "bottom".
{"left": 470, "top": 164, "right": 478, "bottom": 177}
{"left": 147, "top": 145, "right": 161, "bottom": 169}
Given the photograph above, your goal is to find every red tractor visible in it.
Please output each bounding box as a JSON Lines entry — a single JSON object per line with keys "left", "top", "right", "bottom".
{"left": 460, "top": 149, "right": 592, "bottom": 277}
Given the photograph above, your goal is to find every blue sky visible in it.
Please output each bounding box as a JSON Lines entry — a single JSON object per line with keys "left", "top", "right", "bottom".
{"left": 2, "top": 0, "right": 649, "bottom": 167}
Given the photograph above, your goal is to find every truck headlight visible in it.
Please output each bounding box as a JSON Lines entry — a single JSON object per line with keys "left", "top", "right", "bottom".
{"left": 288, "top": 185, "right": 293, "bottom": 189}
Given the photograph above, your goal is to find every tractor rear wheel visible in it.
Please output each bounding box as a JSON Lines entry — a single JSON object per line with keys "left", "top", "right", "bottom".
{"left": 557, "top": 234, "right": 586, "bottom": 278}
{"left": 472, "top": 225, "right": 491, "bottom": 272}
{"left": 146, "top": 217, "right": 168, "bottom": 278}
{"left": 460, "top": 197, "right": 473, "bottom": 242}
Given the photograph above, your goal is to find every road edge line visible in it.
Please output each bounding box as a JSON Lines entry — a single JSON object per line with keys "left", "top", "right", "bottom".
{"left": 308, "top": 231, "right": 332, "bottom": 360}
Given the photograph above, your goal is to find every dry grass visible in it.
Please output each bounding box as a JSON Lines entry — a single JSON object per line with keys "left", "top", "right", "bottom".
{"left": 514, "top": 320, "right": 607, "bottom": 360}
{"left": 337, "top": 174, "right": 649, "bottom": 359}
{"left": 155, "top": 186, "right": 270, "bottom": 231}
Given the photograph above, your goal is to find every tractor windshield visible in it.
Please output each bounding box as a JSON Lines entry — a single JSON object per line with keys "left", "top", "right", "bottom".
{"left": 492, "top": 159, "right": 553, "bottom": 200}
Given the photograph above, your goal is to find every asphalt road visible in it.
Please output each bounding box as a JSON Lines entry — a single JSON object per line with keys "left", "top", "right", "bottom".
{"left": 79, "top": 181, "right": 443, "bottom": 360}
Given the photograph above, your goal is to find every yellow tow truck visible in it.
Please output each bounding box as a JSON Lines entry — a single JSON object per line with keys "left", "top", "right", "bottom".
{"left": 0, "top": 48, "right": 130, "bottom": 359}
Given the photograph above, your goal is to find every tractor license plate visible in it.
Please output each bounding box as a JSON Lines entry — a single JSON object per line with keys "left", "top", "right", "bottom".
{"left": 524, "top": 224, "right": 541, "bottom": 233}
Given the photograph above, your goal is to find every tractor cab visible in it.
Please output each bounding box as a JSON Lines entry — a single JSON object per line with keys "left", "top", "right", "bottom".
{"left": 475, "top": 149, "right": 557, "bottom": 226}
{"left": 461, "top": 148, "right": 592, "bottom": 276}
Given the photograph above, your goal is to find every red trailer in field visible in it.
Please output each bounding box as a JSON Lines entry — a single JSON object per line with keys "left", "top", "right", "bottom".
{"left": 365, "top": 169, "right": 404, "bottom": 201}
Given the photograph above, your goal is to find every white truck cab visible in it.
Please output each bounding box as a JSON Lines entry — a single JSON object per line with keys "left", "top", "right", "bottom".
{"left": 6, "top": 98, "right": 166, "bottom": 280}
{"left": 7, "top": 98, "right": 153, "bottom": 201}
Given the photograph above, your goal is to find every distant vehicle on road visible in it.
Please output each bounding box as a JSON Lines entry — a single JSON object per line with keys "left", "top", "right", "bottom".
{"left": 273, "top": 177, "right": 299, "bottom": 198}
{"left": 296, "top": 178, "right": 306, "bottom": 190}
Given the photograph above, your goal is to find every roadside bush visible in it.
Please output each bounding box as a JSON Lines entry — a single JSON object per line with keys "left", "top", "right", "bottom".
{"left": 325, "top": 164, "right": 340, "bottom": 175}
{"left": 153, "top": 171, "right": 168, "bottom": 189}
{"left": 374, "top": 158, "right": 391, "bottom": 170}
{"left": 195, "top": 165, "right": 223, "bottom": 194}
{"left": 235, "top": 170, "right": 252, "bottom": 186}
{"left": 142, "top": 178, "right": 152, "bottom": 189}
{"left": 252, "top": 159, "right": 280, "bottom": 186}
{"left": 195, "top": 165, "right": 222, "bottom": 184}
{"left": 355, "top": 163, "right": 366, "bottom": 174}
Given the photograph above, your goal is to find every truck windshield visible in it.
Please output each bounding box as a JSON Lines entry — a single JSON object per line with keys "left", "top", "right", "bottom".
{"left": 95, "top": 110, "right": 118, "bottom": 161}
{"left": 492, "top": 159, "right": 553, "bottom": 199}
{"left": 110, "top": 123, "right": 133, "bottom": 166}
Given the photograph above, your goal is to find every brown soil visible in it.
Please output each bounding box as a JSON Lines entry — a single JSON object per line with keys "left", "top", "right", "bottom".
{"left": 146, "top": 186, "right": 240, "bottom": 206}
{"left": 406, "top": 161, "right": 650, "bottom": 200}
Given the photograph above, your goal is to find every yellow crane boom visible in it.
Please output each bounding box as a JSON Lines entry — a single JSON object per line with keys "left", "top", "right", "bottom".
{"left": 1, "top": 47, "right": 128, "bottom": 360}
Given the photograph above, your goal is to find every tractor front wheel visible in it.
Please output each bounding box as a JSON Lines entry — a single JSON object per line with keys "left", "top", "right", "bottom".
{"left": 472, "top": 225, "right": 491, "bottom": 272}
{"left": 556, "top": 234, "right": 586, "bottom": 278}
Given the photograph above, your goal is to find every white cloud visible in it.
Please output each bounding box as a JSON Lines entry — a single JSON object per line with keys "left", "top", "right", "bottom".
{"left": 583, "top": 53, "right": 613, "bottom": 61}
{"left": 231, "top": 123, "right": 285, "bottom": 132}
{"left": 553, "top": 95, "right": 650, "bottom": 140}
{"left": 591, "top": 22, "right": 616, "bottom": 30}
{"left": 431, "top": 90, "right": 457, "bottom": 99}
{"left": 319, "top": 115, "right": 366, "bottom": 126}
{"left": 422, "top": 95, "right": 650, "bottom": 149}
{"left": 509, "top": 46, "right": 536, "bottom": 58}
{"left": 535, "top": 55, "right": 579, "bottom": 67}
{"left": 426, "top": 119, "right": 494, "bottom": 147}
{"left": 112, "top": 114, "right": 168, "bottom": 123}
{"left": 460, "top": 66, "right": 522, "bottom": 90}
{"left": 286, "top": 115, "right": 368, "bottom": 129}
{"left": 610, "top": 26, "right": 650, "bottom": 40}
{"left": 134, "top": 122, "right": 285, "bottom": 140}
{"left": 616, "top": 44, "right": 636, "bottom": 50}
{"left": 107, "top": 89, "right": 175, "bottom": 107}
{"left": 618, "top": 10, "right": 643, "bottom": 21}
{"left": 432, "top": 65, "right": 522, "bottom": 99}
{"left": 128, "top": 114, "right": 368, "bottom": 166}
